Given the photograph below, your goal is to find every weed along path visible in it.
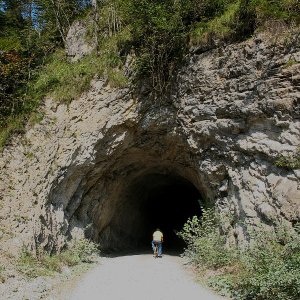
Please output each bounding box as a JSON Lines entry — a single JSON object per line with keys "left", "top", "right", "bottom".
{"left": 67, "top": 254, "right": 227, "bottom": 300}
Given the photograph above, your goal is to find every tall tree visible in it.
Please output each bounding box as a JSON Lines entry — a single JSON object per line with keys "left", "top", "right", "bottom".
{"left": 2, "top": 0, "right": 25, "bottom": 29}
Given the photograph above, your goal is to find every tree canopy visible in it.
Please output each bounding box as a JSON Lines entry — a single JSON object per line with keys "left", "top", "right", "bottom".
{"left": 0, "top": 0, "right": 299, "bottom": 147}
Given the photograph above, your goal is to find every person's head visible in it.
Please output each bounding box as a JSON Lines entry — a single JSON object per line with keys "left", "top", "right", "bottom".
{"left": 156, "top": 228, "right": 160, "bottom": 232}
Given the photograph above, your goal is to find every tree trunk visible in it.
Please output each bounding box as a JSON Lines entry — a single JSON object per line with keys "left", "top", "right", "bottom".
{"left": 49, "top": 0, "right": 67, "bottom": 46}
{"left": 92, "top": 0, "right": 100, "bottom": 55}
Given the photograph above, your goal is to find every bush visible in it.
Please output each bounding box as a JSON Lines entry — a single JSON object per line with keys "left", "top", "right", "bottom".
{"left": 251, "top": 0, "right": 300, "bottom": 24}
{"left": 17, "top": 239, "right": 99, "bottom": 278}
{"left": 190, "top": 1, "right": 242, "bottom": 46}
{"left": 228, "top": 225, "right": 300, "bottom": 300}
{"left": 179, "top": 210, "right": 300, "bottom": 300}
{"left": 178, "top": 209, "right": 236, "bottom": 269}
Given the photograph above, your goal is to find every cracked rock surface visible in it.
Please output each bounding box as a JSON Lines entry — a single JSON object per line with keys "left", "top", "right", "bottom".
{"left": 0, "top": 32, "right": 299, "bottom": 254}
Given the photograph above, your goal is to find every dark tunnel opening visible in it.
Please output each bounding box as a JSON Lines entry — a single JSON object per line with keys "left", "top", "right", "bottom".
{"left": 105, "top": 172, "right": 203, "bottom": 253}
{"left": 143, "top": 179, "right": 202, "bottom": 251}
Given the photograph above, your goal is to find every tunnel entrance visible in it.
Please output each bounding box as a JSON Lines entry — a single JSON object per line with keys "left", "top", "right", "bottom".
{"left": 102, "top": 172, "right": 203, "bottom": 252}
{"left": 143, "top": 175, "right": 202, "bottom": 250}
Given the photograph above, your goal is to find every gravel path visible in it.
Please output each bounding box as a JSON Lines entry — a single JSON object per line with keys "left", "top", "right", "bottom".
{"left": 68, "top": 254, "right": 227, "bottom": 300}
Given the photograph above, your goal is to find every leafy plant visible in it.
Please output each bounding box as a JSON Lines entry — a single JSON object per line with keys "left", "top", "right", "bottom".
{"left": 178, "top": 208, "right": 236, "bottom": 269}
{"left": 190, "top": 1, "right": 242, "bottom": 46}
{"left": 227, "top": 224, "right": 300, "bottom": 300}
{"left": 179, "top": 211, "right": 300, "bottom": 300}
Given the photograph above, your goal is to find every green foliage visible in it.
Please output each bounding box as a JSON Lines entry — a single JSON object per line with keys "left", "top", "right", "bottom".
{"left": 0, "top": 50, "right": 42, "bottom": 150}
{"left": 251, "top": 0, "right": 300, "bottom": 24}
{"left": 284, "top": 59, "right": 298, "bottom": 68}
{"left": 115, "top": 0, "right": 188, "bottom": 94}
{"left": 92, "top": 0, "right": 299, "bottom": 93}
{"left": 0, "top": 115, "right": 24, "bottom": 149}
{"left": 275, "top": 147, "right": 300, "bottom": 169}
{"left": 190, "top": 1, "right": 243, "bottom": 46}
{"left": 17, "top": 239, "right": 99, "bottom": 278}
{"left": 0, "top": 0, "right": 93, "bottom": 148}
{"left": 189, "top": 0, "right": 299, "bottom": 46}
{"left": 178, "top": 209, "right": 236, "bottom": 269}
{"left": 67, "top": 238, "right": 100, "bottom": 263}
{"left": 1, "top": 0, "right": 299, "bottom": 150}
{"left": 225, "top": 225, "right": 300, "bottom": 300}
{"left": 33, "top": 0, "right": 92, "bottom": 46}
{"left": 0, "top": 51, "right": 31, "bottom": 118}
{"left": 31, "top": 43, "right": 127, "bottom": 103}
{"left": 179, "top": 211, "right": 300, "bottom": 300}
{"left": 0, "top": 266, "right": 5, "bottom": 283}
{"left": 0, "top": 35, "right": 23, "bottom": 51}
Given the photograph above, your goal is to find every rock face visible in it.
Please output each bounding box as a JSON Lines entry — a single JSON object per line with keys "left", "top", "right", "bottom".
{"left": 0, "top": 32, "right": 299, "bottom": 254}
{"left": 65, "top": 19, "right": 96, "bottom": 61}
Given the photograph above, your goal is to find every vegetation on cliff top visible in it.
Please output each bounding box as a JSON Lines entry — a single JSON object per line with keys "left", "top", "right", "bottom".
{"left": 0, "top": 0, "right": 299, "bottom": 148}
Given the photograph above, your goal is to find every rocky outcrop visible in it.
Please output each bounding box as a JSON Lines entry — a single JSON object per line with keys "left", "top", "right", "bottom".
{"left": 65, "top": 19, "right": 96, "bottom": 61}
{"left": 0, "top": 32, "right": 299, "bottom": 254}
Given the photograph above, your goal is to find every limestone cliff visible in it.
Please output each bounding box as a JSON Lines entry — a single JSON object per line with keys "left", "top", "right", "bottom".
{"left": 0, "top": 31, "right": 299, "bottom": 254}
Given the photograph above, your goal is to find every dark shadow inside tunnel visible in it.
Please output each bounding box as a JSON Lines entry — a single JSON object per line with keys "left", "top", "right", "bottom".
{"left": 102, "top": 172, "right": 203, "bottom": 253}
{"left": 144, "top": 178, "right": 202, "bottom": 250}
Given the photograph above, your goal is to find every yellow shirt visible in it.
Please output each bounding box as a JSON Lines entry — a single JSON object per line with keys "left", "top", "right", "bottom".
{"left": 153, "top": 230, "right": 163, "bottom": 242}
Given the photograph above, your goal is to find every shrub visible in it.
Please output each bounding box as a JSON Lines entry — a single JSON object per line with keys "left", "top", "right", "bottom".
{"left": 179, "top": 211, "right": 300, "bottom": 300}
{"left": 0, "top": 266, "right": 5, "bottom": 283}
{"left": 62, "top": 238, "right": 100, "bottom": 264}
{"left": 251, "top": 0, "right": 300, "bottom": 24}
{"left": 178, "top": 209, "right": 236, "bottom": 269}
{"left": 1, "top": 0, "right": 299, "bottom": 150}
{"left": 227, "top": 225, "right": 300, "bottom": 300}
{"left": 120, "top": 0, "right": 187, "bottom": 94}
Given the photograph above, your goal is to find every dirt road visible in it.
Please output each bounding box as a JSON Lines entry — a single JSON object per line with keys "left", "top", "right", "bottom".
{"left": 67, "top": 254, "right": 227, "bottom": 300}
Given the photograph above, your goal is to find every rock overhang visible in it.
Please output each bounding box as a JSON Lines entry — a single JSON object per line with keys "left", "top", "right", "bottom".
{"left": 48, "top": 124, "right": 207, "bottom": 251}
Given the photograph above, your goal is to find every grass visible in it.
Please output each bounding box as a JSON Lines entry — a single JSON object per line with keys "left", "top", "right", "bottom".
{"left": 34, "top": 31, "right": 129, "bottom": 102}
{"left": 0, "top": 116, "right": 25, "bottom": 149}
{"left": 17, "top": 239, "right": 99, "bottom": 278}
{"left": 190, "top": 1, "right": 241, "bottom": 46}
{"left": 0, "top": 266, "right": 5, "bottom": 283}
{"left": 37, "top": 27, "right": 130, "bottom": 103}
{"left": 31, "top": 48, "right": 127, "bottom": 104}
{"left": 284, "top": 59, "right": 298, "bottom": 68}
{"left": 1, "top": 0, "right": 299, "bottom": 151}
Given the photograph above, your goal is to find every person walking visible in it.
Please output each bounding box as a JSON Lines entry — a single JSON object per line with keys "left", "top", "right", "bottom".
{"left": 152, "top": 228, "right": 163, "bottom": 257}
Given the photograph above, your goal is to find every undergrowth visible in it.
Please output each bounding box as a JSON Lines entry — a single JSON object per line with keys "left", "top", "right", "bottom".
{"left": 178, "top": 209, "right": 300, "bottom": 300}
{"left": 17, "top": 239, "right": 99, "bottom": 278}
